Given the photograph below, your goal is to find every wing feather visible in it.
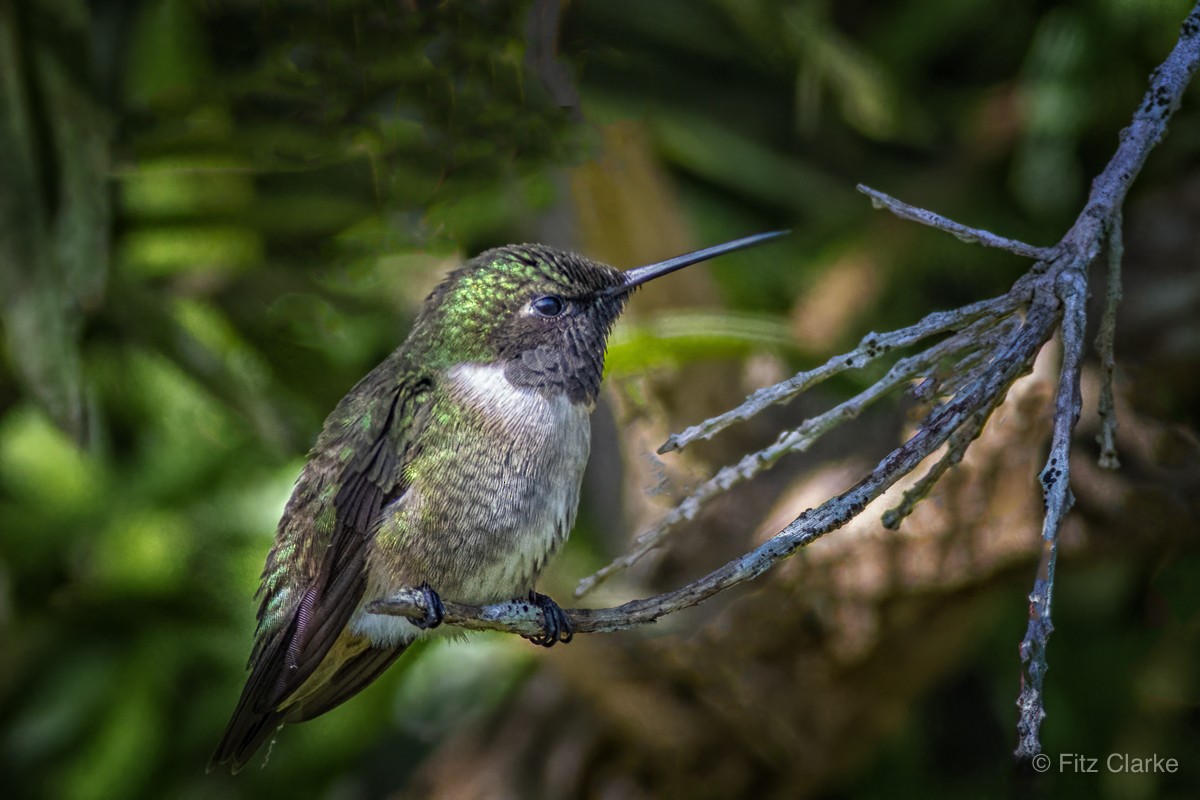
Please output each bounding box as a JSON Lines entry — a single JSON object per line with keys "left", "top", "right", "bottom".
{"left": 288, "top": 643, "right": 411, "bottom": 723}
{"left": 209, "top": 368, "right": 432, "bottom": 771}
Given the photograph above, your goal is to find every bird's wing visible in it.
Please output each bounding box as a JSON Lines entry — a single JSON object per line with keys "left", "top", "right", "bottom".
{"left": 209, "top": 366, "right": 433, "bottom": 771}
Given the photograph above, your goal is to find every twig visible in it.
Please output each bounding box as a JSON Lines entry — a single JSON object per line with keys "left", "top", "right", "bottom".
{"left": 658, "top": 295, "right": 1022, "bottom": 454}
{"left": 1057, "top": 6, "right": 1200, "bottom": 261}
{"left": 1015, "top": 537, "right": 1057, "bottom": 760}
{"left": 1095, "top": 212, "right": 1123, "bottom": 469}
{"left": 578, "top": 312, "right": 1017, "bottom": 596}
{"left": 1014, "top": 271, "right": 1088, "bottom": 759}
{"left": 856, "top": 185, "right": 1055, "bottom": 261}
{"left": 880, "top": 395, "right": 997, "bottom": 530}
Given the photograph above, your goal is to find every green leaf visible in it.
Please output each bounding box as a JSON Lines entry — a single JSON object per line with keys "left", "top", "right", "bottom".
{"left": 606, "top": 311, "right": 798, "bottom": 375}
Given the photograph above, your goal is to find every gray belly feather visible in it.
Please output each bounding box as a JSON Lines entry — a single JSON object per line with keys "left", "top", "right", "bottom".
{"left": 353, "top": 362, "right": 590, "bottom": 645}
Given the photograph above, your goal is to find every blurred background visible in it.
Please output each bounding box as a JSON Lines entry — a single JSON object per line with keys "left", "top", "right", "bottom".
{"left": 1, "top": 0, "right": 1198, "bottom": 798}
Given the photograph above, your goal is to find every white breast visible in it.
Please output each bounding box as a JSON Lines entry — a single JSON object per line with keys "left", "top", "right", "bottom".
{"left": 353, "top": 363, "right": 592, "bottom": 646}
{"left": 446, "top": 363, "right": 591, "bottom": 598}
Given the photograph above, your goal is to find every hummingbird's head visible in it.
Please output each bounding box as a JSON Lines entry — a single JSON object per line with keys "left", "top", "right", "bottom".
{"left": 413, "top": 232, "right": 787, "bottom": 405}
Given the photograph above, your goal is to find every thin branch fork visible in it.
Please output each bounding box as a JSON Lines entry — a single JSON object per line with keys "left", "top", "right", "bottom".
{"left": 371, "top": 1, "right": 1200, "bottom": 760}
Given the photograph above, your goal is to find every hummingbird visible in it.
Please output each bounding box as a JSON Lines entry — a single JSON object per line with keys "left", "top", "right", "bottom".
{"left": 209, "top": 230, "right": 787, "bottom": 772}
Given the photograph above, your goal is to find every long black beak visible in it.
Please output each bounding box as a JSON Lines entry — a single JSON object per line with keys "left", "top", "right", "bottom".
{"left": 609, "top": 230, "right": 789, "bottom": 295}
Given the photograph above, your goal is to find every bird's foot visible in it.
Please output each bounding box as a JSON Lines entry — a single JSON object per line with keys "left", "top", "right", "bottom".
{"left": 411, "top": 582, "right": 445, "bottom": 630}
{"left": 524, "top": 591, "right": 573, "bottom": 647}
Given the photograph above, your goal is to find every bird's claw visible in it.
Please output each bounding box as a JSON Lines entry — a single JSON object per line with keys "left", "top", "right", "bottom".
{"left": 525, "top": 591, "right": 573, "bottom": 647}
{"left": 411, "top": 582, "right": 445, "bottom": 630}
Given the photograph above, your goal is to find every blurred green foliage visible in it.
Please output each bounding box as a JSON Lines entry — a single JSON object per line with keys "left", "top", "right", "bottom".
{"left": 1, "top": 0, "right": 1197, "bottom": 798}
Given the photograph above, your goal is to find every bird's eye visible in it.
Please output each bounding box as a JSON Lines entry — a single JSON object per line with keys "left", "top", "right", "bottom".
{"left": 531, "top": 295, "right": 566, "bottom": 318}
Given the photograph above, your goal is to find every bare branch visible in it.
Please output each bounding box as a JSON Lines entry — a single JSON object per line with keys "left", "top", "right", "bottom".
{"left": 856, "top": 184, "right": 1054, "bottom": 260}
{"left": 579, "top": 311, "right": 1019, "bottom": 596}
{"left": 1014, "top": 271, "right": 1088, "bottom": 758}
{"left": 1095, "top": 212, "right": 1123, "bottom": 469}
{"left": 1011, "top": 5, "right": 1200, "bottom": 756}
{"left": 1015, "top": 537, "right": 1057, "bottom": 760}
{"left": 881, "top": 396, "right": 996, "bottom": 530}
{"left": 658, "top": 294, "right": 1023, "bottom": 455}
{"left": 1058, "top": 6, "right": 1200, "bottom": 263}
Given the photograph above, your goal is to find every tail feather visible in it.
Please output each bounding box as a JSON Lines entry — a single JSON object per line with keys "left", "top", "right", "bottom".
{"left": 209, "top": 639, "right": 410, "bottom": 772}
{"left": 207, "top": 704, "right": 289, "bottom": 774}
{"left": 291, "top": 641, "right": 409, "bottom": 722}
